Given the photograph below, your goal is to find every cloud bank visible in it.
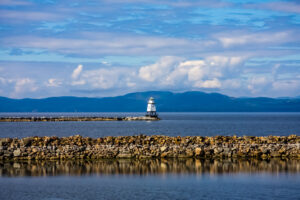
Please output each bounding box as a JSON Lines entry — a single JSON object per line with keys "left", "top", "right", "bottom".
{"left": 0, "top": 0, "right": 299, "bottom": 98}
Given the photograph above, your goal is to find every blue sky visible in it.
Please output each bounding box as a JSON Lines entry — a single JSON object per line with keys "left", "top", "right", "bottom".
{"left": 0, "top": 0, "right": 300, "bottom": 98}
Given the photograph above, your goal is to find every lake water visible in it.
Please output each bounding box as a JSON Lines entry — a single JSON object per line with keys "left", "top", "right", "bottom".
{"left": 0, "top": 159, "right": 299, "bottom": 200}
{"left": 0, "top": 112, "right": 300, "bottom": 200}
{"left": 0, "top": 112, "right": 300, "bottom": 138}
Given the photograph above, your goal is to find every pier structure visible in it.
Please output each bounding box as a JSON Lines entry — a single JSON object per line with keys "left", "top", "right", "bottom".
{"left": 0, "top": 135, "right": 299, "bottom": 160}
{"left": 0, "top": 97, "right": 160, "bottom": 122}
{"left": 0, "top": 116, "right": 159, "bottom": 122}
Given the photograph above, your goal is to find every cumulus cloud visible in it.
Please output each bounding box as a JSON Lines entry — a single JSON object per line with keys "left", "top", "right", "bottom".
{"left": 66, "top": 56, "right": 245, "bottom": 94}
{"left": 72, "top": 64, "right": 83, "bottom": 79}
{"left": 81, "top": 68, "right": 120, "bottom": 89}
{"left": 1, "top": 54, "right": 299, "bottom": 98}
{"left": 138, "top": 56, "right": 183, "bottom": 82}
{"left": 247, "top": 76, "right": 271, "bottom": 95}
{"left": 0, "top": 0, "right": 299, "bottom": 98}
{"left": 0, "top": 77, "right": 14, "bottom": 86}
{"left": 46, "top": 78, "right": 62, "bottom": 87}
{"left": 222, "top": 79, "right": 241, "bottom": 89}
{"left": 13, "top": 78, "right": 38, "bottom": 97}
{"left": 71, "top": 79, "right": 86, "bottom": 86}
{"left": 194, "top": 78, "right": 221, "bottom": 88}
{"left": 70, "top": 64, "right": 133, "bottom": 90}
{"left": 272, "top": 80, "right": 300, "bottom": 93}
{"left": 138, "top": 55, "right": 245, "bottom": 89}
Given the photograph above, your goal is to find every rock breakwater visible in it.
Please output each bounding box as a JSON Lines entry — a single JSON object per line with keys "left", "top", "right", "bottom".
{"left": 0, "top": 135, "right": 299, "bottom": 160}
{"left": 0, "top": 116, "right": 160, "bottom": 122}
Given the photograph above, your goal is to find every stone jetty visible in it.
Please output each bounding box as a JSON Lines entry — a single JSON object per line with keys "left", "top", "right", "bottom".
{"left": 0, "top": 135, "right": 299, "bottom": 160}
{"left": 0, "top": 116, "right": 160, "bottom": 122}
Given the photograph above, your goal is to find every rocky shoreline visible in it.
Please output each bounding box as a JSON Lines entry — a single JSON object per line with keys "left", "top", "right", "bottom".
{"left": 0, "top": 135, "right": 299, "bottom": 160}
{"left": 0, "top": 116, "right": 160, "bottom": 122}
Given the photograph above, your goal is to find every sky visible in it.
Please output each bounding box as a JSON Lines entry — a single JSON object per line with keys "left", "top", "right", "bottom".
{"left": 0, "top": 0, "right": 300, "bottom": 98}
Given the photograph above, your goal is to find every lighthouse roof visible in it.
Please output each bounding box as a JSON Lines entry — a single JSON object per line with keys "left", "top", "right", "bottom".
{"left": 148, "top": 97, "right": 155, "bottom": 104}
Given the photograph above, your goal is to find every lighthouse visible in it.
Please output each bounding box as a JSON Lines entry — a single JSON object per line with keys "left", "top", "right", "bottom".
{"left": 146, "top": 97, "right": 157, "bottom": 117}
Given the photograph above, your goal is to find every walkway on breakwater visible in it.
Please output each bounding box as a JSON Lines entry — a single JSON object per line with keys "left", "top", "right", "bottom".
{"left": 0, "top": 116, "right": 160, "bottom": 122}
{"left": 0, "top": 135, "right": 299, "bottom": 160}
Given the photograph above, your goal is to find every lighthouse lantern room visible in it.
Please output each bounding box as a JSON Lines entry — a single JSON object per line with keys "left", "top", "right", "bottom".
{"left": 146, "top": 97, "right": 157, "bottom": 117}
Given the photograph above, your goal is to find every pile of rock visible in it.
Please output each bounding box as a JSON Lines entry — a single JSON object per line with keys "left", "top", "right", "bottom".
{"left": 0, "top": 135, "right": 299, "bottom": 160}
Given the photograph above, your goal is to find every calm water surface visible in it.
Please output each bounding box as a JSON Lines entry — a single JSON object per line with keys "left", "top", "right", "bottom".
{"left": 1, "top": 112, "right": 299, "bottom": 200}
{"left": 0, "top": 112, "right": 300, "bottom": 138}
{"left": 0, "top": 159, "right": 299, "bottom": 200}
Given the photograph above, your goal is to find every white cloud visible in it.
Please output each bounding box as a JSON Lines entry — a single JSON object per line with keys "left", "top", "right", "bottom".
{"left": 14, "top": 78, "right": 38, "bottom": 94}
{"left": 81, "top": 68, "right": 120, "bottom": 89}
{"left": 126, "top": 81, "right": 136, "bottom": 87}
{"left": 71, "top": 66, "right": 132, "bottom": 90}
{"left": 194, "top": 78, "right": 221, "bottom": 88}
{"left": 0, "top": 77, "right": 7, "bottom": 84}
{"left": 272, "top": 80, "right": 300, "bottom": 92}
{"left": 206, "top": 56, "right": 244, "bottom": 67}
{"left": 138, "top": 56, "right": 182, "bottom": 82}
{"left": 2, "top": 30, "right": 299, "bottom": 60}
{"left": 1, "top": 55, "right": 298, "bottom": 98}
{"left": 216, "top": 31, "right": 294, "bottom": 48}
{"left": 46, "top": 78, "right": 62, "bottom": 87}
{"left": 138, "top": 55, "right": 245, "bottom": 89}
{"left": 101, "top": 61, "right": 109, "bottom": 65}
{"left": 247, "top": 76, "right": 270, "bottom": 94}
{"left": 187, "top": 65, "right": 206, "bottom": 81}
{"left": 0, "top": 77, "right": 14, "bottom": 85}
{"left": 71, "top": 79, "right": 86, "bottom": 86}
{"left": 0, "top": 33, "right": 211, "bottom": 57}
{"left": 222, "top": 79, "right": 241, "bottom": 89}
{"left": 72, "top": 64, "right": 83, "bottom": 79}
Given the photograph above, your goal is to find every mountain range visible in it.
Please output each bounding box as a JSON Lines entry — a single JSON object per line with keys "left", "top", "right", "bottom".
{"left": 1, "top": 91, "right": 300, "bottom": 112}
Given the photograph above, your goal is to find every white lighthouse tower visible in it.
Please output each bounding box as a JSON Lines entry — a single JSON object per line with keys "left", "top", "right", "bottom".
{"left": 146, "top": 97, "right": 157, "bottom": 117}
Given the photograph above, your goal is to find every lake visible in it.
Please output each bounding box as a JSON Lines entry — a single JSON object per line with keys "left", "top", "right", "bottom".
{"left": 0, "top": 112, "right": 299, "bottom": 200}
{"left": 0, "top": 159, "right": 299, "bottom": 200}
{"left": 0, "top": 112, "right": 300, "bottom": 138}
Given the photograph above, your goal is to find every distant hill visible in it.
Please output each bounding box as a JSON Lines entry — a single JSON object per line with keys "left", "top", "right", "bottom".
{"left": 0, "top": 91, "right": 300, "bottom": 112}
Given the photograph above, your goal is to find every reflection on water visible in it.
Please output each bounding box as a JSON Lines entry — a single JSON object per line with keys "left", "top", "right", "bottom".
{"left": 1, "top": 159, "right": 299, "bottom": 177}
